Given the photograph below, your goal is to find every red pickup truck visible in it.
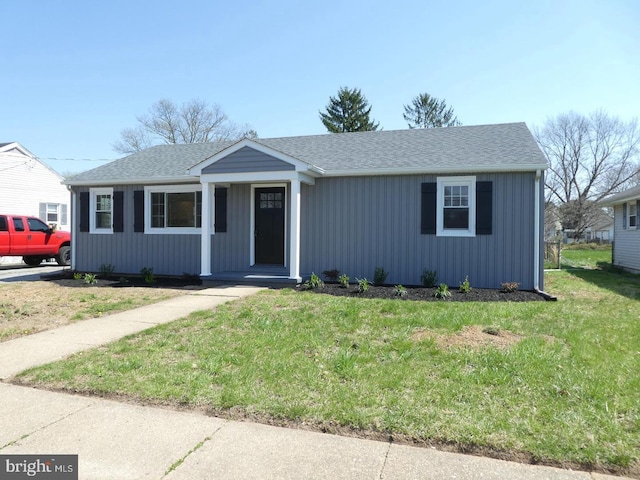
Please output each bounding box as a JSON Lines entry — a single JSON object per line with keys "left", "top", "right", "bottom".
{"left": 0, "top": 215, "right": 71, "bottom": 266}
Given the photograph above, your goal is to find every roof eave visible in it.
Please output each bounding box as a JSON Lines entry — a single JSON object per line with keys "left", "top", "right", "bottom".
{"left": 65, "top": 176, "right": 198, "bottom": 187}
{"left": 321, "top": 164, "right": 548, "bottom": 177}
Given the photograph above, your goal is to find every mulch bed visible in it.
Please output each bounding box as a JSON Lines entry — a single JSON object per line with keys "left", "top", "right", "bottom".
{"left": 297, "top": 283, "right": 546, "bottom": 302}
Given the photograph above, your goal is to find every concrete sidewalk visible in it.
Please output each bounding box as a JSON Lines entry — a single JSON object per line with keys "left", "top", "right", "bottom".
{"left": 0, "top": 287, "right": 631, "bottom": 479}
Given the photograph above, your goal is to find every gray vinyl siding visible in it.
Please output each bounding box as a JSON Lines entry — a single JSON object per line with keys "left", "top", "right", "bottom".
{"left": 612, "top": 202, "right": 640, "bottom": 272}
{"left": 202, "top": 147, "right": 295, "bottom": 174}
{"left": 73, "top": 185, "right": 201, "bottom": 275}
{"left": 300, "top": 172, "right": 540, "bottom": 290}
{"left": 73, "top": 183, "right": 287, "bottom": 276}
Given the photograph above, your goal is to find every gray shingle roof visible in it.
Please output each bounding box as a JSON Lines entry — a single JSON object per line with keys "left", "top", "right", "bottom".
{"left": 601, "top": 185, "right": 640, "bottom": 206}
{"left": 66, "top": 123, "right": 547, "bottom": 185}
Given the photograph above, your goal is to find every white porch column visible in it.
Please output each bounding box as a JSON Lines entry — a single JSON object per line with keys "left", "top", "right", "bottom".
{"left": 200, "top": 182, "right": 213, "bottom": 277}
{"left": 289, "top": 178, "right": 301, "bottom": 281}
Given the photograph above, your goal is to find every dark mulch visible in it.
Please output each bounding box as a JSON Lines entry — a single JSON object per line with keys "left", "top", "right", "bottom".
{"left": 297, "top": 282, "right": 546, "bottom": 302}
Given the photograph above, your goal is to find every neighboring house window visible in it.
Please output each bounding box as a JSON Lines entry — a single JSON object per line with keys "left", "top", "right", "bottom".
{"left": 90, "top": 188, "right": 113, "bottom": 234}
{"left": 144, "top": 185, "right": 202, "bottom": 234}
{"left": 628, "top": 202, "right": 637, "bottom": 228}
{"left": 39, "top": 203, "right": 68, "bottom": 226}
{"left": 436, "top": 176, "right": 476, "bottom": 237}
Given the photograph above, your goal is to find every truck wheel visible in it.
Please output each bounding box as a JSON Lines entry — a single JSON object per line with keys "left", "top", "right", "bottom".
{"left": 56, "top": 246, "right": 71, "bottom": 266}
{"left": 23, "top": 256, "right": 43, "bottom": 266}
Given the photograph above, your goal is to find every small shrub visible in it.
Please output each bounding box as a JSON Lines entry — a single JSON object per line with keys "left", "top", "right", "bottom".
{"left": 421, "top": 269, "right": 438, "bottom": 288}
{"left": 322, "top": 269, "right": 340, "bottom": 282}
{"left": 99, "top": 263, "right": 115, "bottom": 278}
{"left": 118, "top": 276, "right": 130, "bottom": 285}
{"left": 459, "top": 275, "right": 471, "bottom": 293}
{"left": 72, "top": 272, "right": 83, "bottom": 280}
{"left": 338, "top": 274, "right": 350, "bottom": 288}
{"left": 393, "top": 284, "right": 408, "bottom": 299}
{"left": 83, "top": 273, "right": 97, "bottom": 285}
{"left": 434, "top": 283, "right": 451, "bottom": 299}
{"left": 305, "top": 272, "right": 324, "bottom": 289}
{"left": 373, "top": 266, "right": 388, "bottom": 285}
{"left": 355, "top": 277, "right": 370, "bottom": 293}
{"left": 500, "top": 281, "right": 520, "bottom": 293}
{"left": 141, "top": 267, "right": 155, "bottom": 285}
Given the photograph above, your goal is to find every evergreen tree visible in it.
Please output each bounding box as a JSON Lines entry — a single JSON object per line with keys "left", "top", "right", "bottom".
{"left": 319, "top": 87, "right": 379, "bottom": 133}
{"left": 403, "top": 93, "right": 461, "bottom": 128}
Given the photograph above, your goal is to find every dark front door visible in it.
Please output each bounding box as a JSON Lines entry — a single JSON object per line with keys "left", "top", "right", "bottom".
{"left": 255, "top": 187, "right": 285, "bottom": 265}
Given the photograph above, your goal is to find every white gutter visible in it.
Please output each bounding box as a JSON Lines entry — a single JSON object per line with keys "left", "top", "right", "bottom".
{"left": 534, "top": 169, "right": 541, "bottom": 290}
{"left": 69, "top": 187, "right": 76, "bottom": 270}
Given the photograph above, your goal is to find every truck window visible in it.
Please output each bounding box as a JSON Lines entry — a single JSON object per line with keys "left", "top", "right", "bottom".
{"left": 13, "top": 218, "right": 24, "bottom": 232}
{"left": 0, "top": 216, "right": 7, "bottom": 232}
{"left": 27, "top": 218, "right": 50, "bottom": 232}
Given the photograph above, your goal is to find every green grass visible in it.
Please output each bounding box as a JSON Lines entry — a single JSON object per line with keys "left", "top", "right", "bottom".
{"left": 561, "top": 245, "right": 612, "bottom": 269}
{"left": 14, "top": 255, "right": 640, "bottom": 474}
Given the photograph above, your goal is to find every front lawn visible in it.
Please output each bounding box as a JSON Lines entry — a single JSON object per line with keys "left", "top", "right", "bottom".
{"left": 14, "top": 264, "right": 639, "bottom": 476}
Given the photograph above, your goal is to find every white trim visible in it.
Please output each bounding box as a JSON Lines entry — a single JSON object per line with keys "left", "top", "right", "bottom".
{"left": 200, "top": 182, "right": 212, "bottom": 277}
{"left": 144, "top": 184, "right": 202, "bottom": 235}
{"left": 71, "top": 189, "right": 77, "bottom": 269}
{"left": 323, "top": 164, "right": 547, "bottom": 177}
{"left": 534, "top": 170, "right": 541, "bottom": 290}
{"left": 250, "top": 183, "right": 287, "bottom": 267}
{"left": 436, "top": 176, "right": 476, "bottom": 237}
{"left": 200, "top": 170, "right": 316, "bottom": 185}
{"left": 289, "top": 179, "right": 301, "bottom": 281}
{"left": 89, "top": 187, "right": 113, "bottom": 234}
{"left": 65, "top": 176, "right": 194, "bottom": 187}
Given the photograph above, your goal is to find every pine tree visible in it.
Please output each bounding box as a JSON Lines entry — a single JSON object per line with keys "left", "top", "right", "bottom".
{"left": 319, "top": 87, "right": 380, "bottom": 133}
{"left": 403, "top": 93, "right": 461, "bottom": 128}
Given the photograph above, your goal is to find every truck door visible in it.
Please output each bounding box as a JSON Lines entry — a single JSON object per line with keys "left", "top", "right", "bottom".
{"left": 10, "top": 217, "right": 30, "bottom": 254}
{"left": 26, "top": 217, "right": 53, "bottom": 255}
{"left": 0, "top": 216, "right": 10, "bottom": 254}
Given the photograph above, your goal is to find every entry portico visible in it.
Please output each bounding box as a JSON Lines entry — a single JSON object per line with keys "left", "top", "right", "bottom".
{"left": 188, "top": 139, "right": 322, "bottom": 282}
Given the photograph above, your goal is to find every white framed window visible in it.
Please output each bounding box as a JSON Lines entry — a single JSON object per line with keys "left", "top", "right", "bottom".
{"left": 46, "top": 204, "right": 59, "bottom": 223}
{"left": 90, "top": 188, "right": 113, "bottom": 234}
{"left": 628, "top": 201, "right": 637, "bottom": 228}
{"left": 436, "top": 176, "right": 476, "bottom": 237}
{"left": 145, "top": 185, "right": 202, "bottom": 234}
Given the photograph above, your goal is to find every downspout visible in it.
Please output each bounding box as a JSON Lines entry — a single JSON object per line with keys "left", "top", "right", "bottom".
{"left": 534, "top": 169, "right": 557, "bottom": 301}
{"left": 68, "top": 185, "right": 76, "bottom": 271}
{"left": 533, "top": 169, "right": 541, "bottom": 290}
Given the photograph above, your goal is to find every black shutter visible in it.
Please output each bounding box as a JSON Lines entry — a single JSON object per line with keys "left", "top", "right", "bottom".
{"left": 113, "top": 191, "right": 124, "bottom": 232}
{"left": 79, "top": 192, "right": 89, "bottom": 232}
{"left": 215, "top": 187, "right": 227, "bottom": 233}
{"left": 623, "top": 203, "right": 627, "bottom": 229}
{"left": 134, "top": 190, "right": 145, "bottom": 232}
{"left": 476, "top": 181, "right": 493, "bottom": 235}
{"left": 421, "top": 183, "right": 437, "bottom": 235}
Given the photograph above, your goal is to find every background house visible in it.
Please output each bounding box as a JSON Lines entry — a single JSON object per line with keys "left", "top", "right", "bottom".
{"left": 602, "top": 185, "right": 640, "bottom": 272}
{"left": 65, "top": 123, "right": 547, "bottom": 290}
{"left": 0, "top": 142, "right": 70, "bottom": 264}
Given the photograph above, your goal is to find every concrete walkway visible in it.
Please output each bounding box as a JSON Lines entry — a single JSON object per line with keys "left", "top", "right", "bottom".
{"left": 0, "top": 287, "right": 631, "bottom": 479}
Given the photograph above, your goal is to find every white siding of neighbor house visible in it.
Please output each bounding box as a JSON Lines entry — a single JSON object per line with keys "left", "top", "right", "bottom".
{"left": 0, "top": 147, "right": 70, "bottom": 229}
{"left": 0, "top": 146, "right": 70, "bottom": 264}
{"left": 612, "top": 202, "right": 640, "bottom": 272}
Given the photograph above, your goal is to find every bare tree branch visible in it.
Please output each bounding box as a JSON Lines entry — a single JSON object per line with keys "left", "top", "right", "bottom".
{"left": 113, "top": 99, "right": 256, "bottom": 154}
{"left": 535, "top": 111, "right": 640, "bottom": 240}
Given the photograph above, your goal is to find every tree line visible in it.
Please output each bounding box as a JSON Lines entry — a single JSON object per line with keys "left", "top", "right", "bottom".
{"left": 113, "top": 92, "right": 639, "bottom": 241}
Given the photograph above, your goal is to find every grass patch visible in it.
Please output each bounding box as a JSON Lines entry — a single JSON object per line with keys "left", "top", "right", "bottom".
{"left": 561, "top": 246, "right": 612, "bottom": 269}
{"left": 14, "top": 265, "right": 640, "bottom": 474}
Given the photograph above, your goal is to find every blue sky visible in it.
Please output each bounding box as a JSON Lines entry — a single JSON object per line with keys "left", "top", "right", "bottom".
{"left": 2, "top": 0, "right": 638, "bottom": 175}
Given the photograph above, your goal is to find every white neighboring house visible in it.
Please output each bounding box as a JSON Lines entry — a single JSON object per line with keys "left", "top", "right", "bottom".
{"left": 0, "top": 142, "right": 70, "bottom": 264}
{"left": 601, "top": 185, "right": 640, "bottom": 273}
